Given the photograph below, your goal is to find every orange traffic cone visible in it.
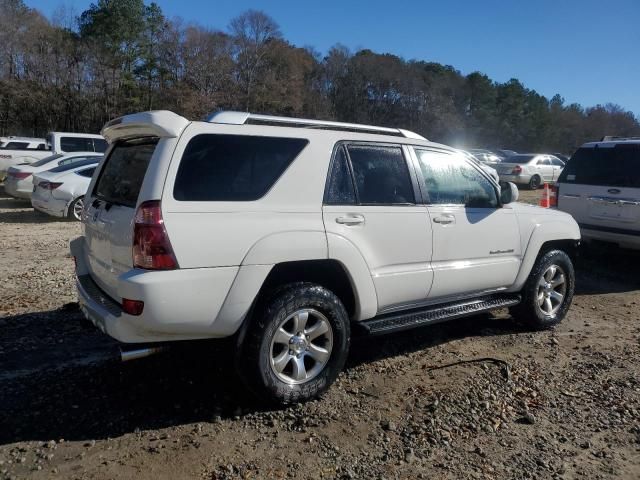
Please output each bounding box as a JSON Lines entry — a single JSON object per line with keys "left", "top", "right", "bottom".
{"left": 539, "top": 183, "right": 558, "bottom": 208}
{"left": 539, "top": 183, "right": 551, "bottom": 208}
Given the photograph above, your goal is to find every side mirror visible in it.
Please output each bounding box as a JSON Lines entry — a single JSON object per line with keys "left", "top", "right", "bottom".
{"left": 500, "top": 181, "right": 519, "bottom": 204}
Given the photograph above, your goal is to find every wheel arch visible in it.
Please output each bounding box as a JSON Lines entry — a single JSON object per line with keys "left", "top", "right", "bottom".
{"left": 510, "top": 221, "right": 580, "bottom": 291}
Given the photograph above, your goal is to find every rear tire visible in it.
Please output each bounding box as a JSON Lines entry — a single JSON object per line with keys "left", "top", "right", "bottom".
{"left": 528, "top": 175, "right": 541, "bottom": 190}
{"left": 238, "top": 282, "right": 350, "bottom": 405}
{"left": 510, "top": 249, "right": 575, "bottom": 329}
{"left": 68, "top": 196, "right": 84, "bottom": 221}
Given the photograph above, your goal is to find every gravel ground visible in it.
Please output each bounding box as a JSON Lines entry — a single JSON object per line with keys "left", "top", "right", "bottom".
{"left": 1, "top": 187, "right": 639, "bottom": 480}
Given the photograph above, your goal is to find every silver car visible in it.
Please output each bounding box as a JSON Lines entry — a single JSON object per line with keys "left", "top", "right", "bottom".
{"left": 497, "top": 154, "right": 565, "bottom": 189}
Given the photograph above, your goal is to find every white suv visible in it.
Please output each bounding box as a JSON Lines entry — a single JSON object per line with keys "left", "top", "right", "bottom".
{"left": 71, "top": 110, "right": 580, "bottom": 404}
{"left": 557, "top": 138, "right": 640, "bottom": 249}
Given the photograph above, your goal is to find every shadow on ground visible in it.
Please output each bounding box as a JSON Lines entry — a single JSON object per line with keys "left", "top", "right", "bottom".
{"left": 0, "top": 242, "right": 637, "bottom": 445}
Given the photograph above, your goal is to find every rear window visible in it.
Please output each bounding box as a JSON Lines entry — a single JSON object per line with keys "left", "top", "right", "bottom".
{"left": 76, "top": 167, "right": 96, "bottom": 178}
{"left": 94, "top": 139, "right": 108, "bottom": 152}
{"left": 558, "top": 145, "right": 640, "bottom": 188}
{"left": 61, "top": 137, "right": 96, "bottom": 152}
{"left": 30, "top": 154, "right": 64, "bottom": 168}
{"left": 508, "top": 154, "right": 536, "bottom": 164}
{"left": 94, "top": 137, "right": 158, "bottom": 207}
{"left": 174, "top": 134, "right": 308, "bottom": 201}
{"left": 49, "top": 158, "right": 99, "bottom": 173}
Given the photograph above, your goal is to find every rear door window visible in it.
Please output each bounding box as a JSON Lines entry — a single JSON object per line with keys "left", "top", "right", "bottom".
{"left": 346, "top": 144, "right": 415, "bottom": 204}
{"left": 173, "top": 134, "right": 308, "bottom": 201}
{"left": 558, "top": 145, "right": 640, "bottom": 188}
{"left": 93, "top": 137, "right": 158, "bottom": 207}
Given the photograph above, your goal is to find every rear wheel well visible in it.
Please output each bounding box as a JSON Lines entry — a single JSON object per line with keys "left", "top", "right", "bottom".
{"left": 256, "top": 260, "right": 356, "bottom": 318}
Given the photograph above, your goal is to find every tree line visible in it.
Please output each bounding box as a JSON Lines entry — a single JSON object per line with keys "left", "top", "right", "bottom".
{"left": 1, "top": 0, "right": 638, "bottom": 154}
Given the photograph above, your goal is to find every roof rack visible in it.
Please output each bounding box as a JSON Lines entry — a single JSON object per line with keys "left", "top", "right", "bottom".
{"left": 600, "top": 135, "right": 640, "bottom": 141}
{"left": 206, "top": 111, "right": 427, "bottom": 140}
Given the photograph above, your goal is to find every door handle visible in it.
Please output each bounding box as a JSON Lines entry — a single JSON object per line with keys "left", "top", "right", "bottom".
{"left": 335, "top": 215, "right": 365, "bottom": 226}
{"left": 433, "top": 215, "right": 455, "bottom": 224}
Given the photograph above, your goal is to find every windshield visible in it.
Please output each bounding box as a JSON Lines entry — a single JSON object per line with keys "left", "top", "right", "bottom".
{"left": 30, "top": 154, "right": 65, "bottom": 168}
{"left": 94, "top": 137, "right": 158, "bottom": 207}
{"left": 558, "top": 144, "right": 640, "bottom": 188}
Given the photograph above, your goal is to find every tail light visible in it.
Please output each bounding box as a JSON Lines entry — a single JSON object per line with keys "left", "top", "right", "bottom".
{"left": 512, "top": 165, "right": 522, "bottom": 174}
{"left": 38, "top": 181, "right": 62, "bottom": 190}
{"left": 133, "top": 200, "right": 178, "bottom": 270}
{"left": 9, "top": 171, "right": 31, "bottom": 180}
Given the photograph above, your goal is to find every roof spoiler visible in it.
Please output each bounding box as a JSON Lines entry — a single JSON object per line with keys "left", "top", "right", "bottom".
{"left": 101, "top": 111, "right": 189, "bottom": 143}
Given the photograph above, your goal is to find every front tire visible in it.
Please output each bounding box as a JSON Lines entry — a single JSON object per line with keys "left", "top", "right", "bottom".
{"left": 238, "top": 283, "right": 350, "bottom": 405}
{"left": 511, "top": 249, "right": 575, "bottom": 329}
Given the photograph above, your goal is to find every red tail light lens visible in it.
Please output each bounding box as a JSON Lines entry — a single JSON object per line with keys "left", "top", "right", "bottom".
{"left": 133, "top": 200, "right": 178, "bottom": 270}
{"left": 122, "top": 298, "right": 144, "bottom": 316}
{"left": 512, "top": 165, "right": 522, "bottom": 174}
{"left": 9, "top": 171, "right": 31, "bottom": 180}
{"left": 38, "top": 181, "right": 62, "bottom": 190}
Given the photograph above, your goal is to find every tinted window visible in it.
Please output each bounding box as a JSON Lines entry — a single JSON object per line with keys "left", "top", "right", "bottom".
{"left": 558, "top": 145, "right": 640, "bottom": 188}
{"left": 174, "top": 134, "right": 307, "bottom": 201}
{"left": 550, "top": 157, "right": 565, "bottom": 167}
{"left": 5, "top": 141, "right": 29, "bottom": 149}
{"left": 61, "top": 137, "right": 95, "bottom": 152}
{"left": 347, "top": 145, "right": 414, "bottom": 204}
{"left": 325, "top": 146, "right": 356, "bottom": 205}
{"left": 509, "top": 154, "right": 536, "bottom": 164}
{"left": 49, "top": 158, "right": 100, "bottom": 173}
{"left": 94, "top": 137, "right": 158, "bottom": 207}
{"left": 30, "top": 154, "right": 64, "bottom": 168}
{"left": 76, "top": 167, "right": 96, "bottom": 178}
{"left": 94, "top": 139, "right": 108, "bottom": 153}
{"left": 415, "top": 149, "right": 498, "bottom": 207}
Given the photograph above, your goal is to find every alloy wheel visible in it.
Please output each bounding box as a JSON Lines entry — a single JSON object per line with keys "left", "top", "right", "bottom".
{"left": 269, "top": 308, "right": 333, "bottom": 385}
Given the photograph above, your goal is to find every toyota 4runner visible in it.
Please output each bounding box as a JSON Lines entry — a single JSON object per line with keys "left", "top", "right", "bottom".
{"left": 71, "top": 110, "right": 580, "bottom": 404}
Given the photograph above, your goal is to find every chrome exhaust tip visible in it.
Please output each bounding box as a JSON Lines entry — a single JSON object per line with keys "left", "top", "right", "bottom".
{"left": 120, "top": 346, "right": 166, "bottom": 362}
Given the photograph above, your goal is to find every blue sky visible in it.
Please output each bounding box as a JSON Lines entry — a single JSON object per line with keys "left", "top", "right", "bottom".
{"left": 31, "top": 0, "right": 640, "bottom": 116}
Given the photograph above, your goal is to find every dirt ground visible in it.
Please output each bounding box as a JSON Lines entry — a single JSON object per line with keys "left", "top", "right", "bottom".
{"left": 1, "top": 187, "right": 639, "bottom": 480}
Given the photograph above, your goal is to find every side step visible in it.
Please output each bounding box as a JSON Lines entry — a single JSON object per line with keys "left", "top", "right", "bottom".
{"left": 359, "top": 294, "right": 521, "bottom": 335}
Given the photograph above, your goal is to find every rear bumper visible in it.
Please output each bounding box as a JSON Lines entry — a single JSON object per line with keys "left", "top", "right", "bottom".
{"left": 4, "top": 178, "right": 32, "bottom": 199}
{"left": 580, "top": 224, "right": 640, "bottom": 250}
{"left": 70, "top": 237, "right": 264, "bottom": 343}
{"left": 31, "top": 196, "right": 66, "bottom": 217}
{"left": 498, "top": 173, "right": 532, "bottom": 185}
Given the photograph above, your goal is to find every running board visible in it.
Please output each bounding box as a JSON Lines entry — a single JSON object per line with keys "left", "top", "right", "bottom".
{"left": 359, "top": 294, "right": 521, "bottom": 335}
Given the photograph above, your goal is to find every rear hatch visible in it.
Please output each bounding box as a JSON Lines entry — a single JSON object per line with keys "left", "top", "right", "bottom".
{"left": 82, "top": 138, "right": 159, "bottom": 300}
{"left": 557, "top": 144, "right": 640, "bottom": 236}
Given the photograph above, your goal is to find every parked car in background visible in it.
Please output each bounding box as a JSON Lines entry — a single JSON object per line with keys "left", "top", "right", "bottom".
{"left": 469, "top": 149, "right": 503, "bottom": 166}
{"left": 460, "top": 150, "right": 500, "bottom": 183}
{"left": 5, "top": 152, "right": 103, "bottom": 199}
{"left": 71, "top": 109, "right": 579, "bottom": 405}
{"left": 0, "top": 132, "right": 106, "bottom": 180}
{"left": 31, "top": 159, "right": 100, "bottom": 220}
{"left": 552, "top": 153, "right": 571, "bottom": 163}
{"left": 557, "top": 138, "right": 640, "bottom": 250}
{"left": 0, "top": 136, "right": 46, "bottom": 149}
{"left": 497, "top": 154, "right": 565, "bottom": 189}
{"left": 497, "top": 149, "right": 518, "bottom": 158}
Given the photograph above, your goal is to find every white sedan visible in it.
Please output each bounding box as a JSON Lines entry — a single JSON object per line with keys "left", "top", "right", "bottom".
{"left": 5, "top": 152, "right": 102, "bottom": 199}
{"left": 31, "top": 159, "right": 100, "bottom": 221}
{"left": 497, "top": 154, "right": 565, "bottom": 189}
